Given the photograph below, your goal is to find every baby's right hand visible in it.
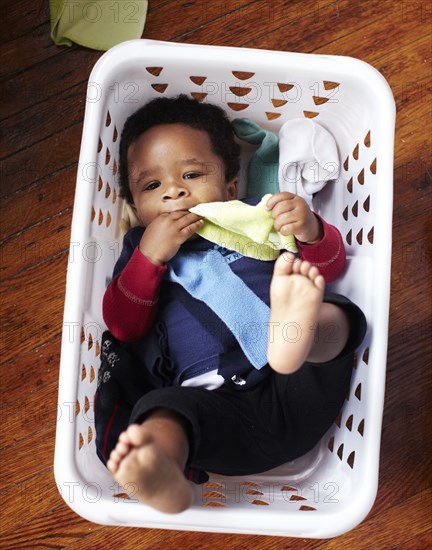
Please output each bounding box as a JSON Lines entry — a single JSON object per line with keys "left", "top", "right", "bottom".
{"left": 138, "top": 211, "right": 204, "bottom": 265}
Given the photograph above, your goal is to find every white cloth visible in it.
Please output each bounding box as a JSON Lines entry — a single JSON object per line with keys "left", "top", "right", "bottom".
{"left": 278, "top": 119, "right": 340, "bottom": 207}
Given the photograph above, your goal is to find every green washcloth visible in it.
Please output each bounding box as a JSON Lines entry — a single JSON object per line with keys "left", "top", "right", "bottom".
{"left": 50, "top": 0, "right": 148, "bottom": 50}
{"left": 232, "top": 118, "right": 279, "bottom": 198}
{"left": 190, "top": 194, "right": 297, "bottom": 261}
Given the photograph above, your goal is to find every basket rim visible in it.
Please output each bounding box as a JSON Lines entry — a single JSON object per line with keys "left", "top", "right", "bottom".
{"left": 87, "top": 39, "right": 395, "bottom": 119}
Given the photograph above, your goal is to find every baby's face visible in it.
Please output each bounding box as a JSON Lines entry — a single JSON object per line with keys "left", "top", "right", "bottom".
{"left": 127, "top": 123, "right": 237, "bottom": 226}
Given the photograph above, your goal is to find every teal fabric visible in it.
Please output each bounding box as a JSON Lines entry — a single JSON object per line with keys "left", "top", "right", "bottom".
{"left": 232, "top": 118, "right": 280, "bottom": 197}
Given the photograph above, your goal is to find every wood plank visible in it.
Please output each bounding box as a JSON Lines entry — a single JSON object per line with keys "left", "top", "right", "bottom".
{"left": 0, "top": 471, "right": 70, "bottom": 535}
{"left": 0, "top": 335, "right": 61, "bottom": 406}
{"left": 1, "top": 423, "right": 57, "bottom": 488}
{"left": 1, "top": 124, "right": 82, "bottom": 197}
{"left": 65, "top": 525, "right": 192, "bottom": 550}
{"left": 390, "top": 195, "right": 432, "bottom": 317}
{"left": 316, "top": 491, "right": 432, "bottom": 549}
{"left": 67, "top": 528, "right": 263, "bottom": 550}
{"left": 245, "top": 0, "right": 430, "bottom": 53}
{"left": 378, "top": 399, "right": 431, "bottom": 509}
{"left": 144, "top": 0, "right": 258, "bottom": 42}
{"left": 1, "top": 378, "right": 59, "bottom": 448}
{"left": 1, "top": 83, "right": 85, "bottom": 159}
{"left": 1, "top": 0, "right": 49, "bottom": 44}
{"left": 233, "top": 0, "right": 394, "bottom": 51}
{"left": 0, "top": 496, "right": 104, "bottom": 547}
{"left": 0, "top": 337, "right": 60, "bottom": 400}
{"left": 0, "top": 22, "right": 58, "bottom": 79}
{"left": 312, "top": 3, "right": 432, "bottom": 62}
{"left": 65, "top": 521, "right": 321, "bottom": 550}
{"left": 394, "top": 114, "right": 431, "bottom": 202}
{"left": 170, "top": 0, "right": 329, "bottom": 45}
{"left": 0, "top": 48, "right": 99, "bottom": 121}
{"left": 171, "top": 0, "right": 341, "bottom": 47}
{"left": 0, "top": 210, "right": 71, "bottom": 281}
{"left": 0, "top": 253, "right": 67, "bottom": 362}
{"left": 0, "top": 167, "right": 76, "bottom": 240}
{"left": 403, "top": 529, "right": 432, "bottom": 550}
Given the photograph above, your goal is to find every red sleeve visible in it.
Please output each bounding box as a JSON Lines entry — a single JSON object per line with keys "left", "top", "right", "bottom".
{"left": 296, "top": 213, "right": 346, "bottom": 283}
{"left": 103, "top": 247, "right": 167, "bottom": 342}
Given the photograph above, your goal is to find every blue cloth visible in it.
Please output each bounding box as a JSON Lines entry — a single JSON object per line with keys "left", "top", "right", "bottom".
{"left": 167, "top": 248, "right": 270, "bottom": 370}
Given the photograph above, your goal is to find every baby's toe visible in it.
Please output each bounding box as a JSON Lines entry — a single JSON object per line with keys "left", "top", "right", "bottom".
{"left": 274, "top": 253, "right": 295, "bottom": 276}
{"left": 298, "top": 260, "right": 312, "bottom": 276}
{"left": 107, "top": 456, "right": 119, "bottom": 474}
{"left": 314, "top": 274, "right": 326, "bottom": 291}
{"left": 109, "top": 448, "right": 122, "bottom": 464}
{"left": 308, "top": 265, "right": 320, "bottom": 281}
{"left": 125, "top": 424, "right": 152, "bottom": 447}
{"left": 115, "top": 441, "right": 130, "bottom": 456}
{"left": 118, "top": 430, "right": 132, "bottom": 445}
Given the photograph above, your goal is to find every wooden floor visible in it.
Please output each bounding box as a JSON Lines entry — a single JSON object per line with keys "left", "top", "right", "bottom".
{"left": 1, "top": 1, "right": 431, "bottom": 547}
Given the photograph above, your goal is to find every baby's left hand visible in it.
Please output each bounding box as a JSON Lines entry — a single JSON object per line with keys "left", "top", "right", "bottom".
{"left": 266, "top": 192, "right": 323, "bottom": 244}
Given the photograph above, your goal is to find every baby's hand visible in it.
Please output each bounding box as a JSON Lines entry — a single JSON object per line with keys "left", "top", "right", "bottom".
{"left": 138, "top": 211, "right": 204, "bottom": 265}
{"left": 266, "top": 192, "right": 323, "bottom": 244}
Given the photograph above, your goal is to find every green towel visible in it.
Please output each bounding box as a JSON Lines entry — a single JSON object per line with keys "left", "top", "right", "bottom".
{"left": 232, "top": 118, "right": 279, "bottom": 198}
{"left": 50, "top": 0, "right": 148, "bottom": 50}
{"left": 190, "top": 194, "right": 298, "bottom": 261}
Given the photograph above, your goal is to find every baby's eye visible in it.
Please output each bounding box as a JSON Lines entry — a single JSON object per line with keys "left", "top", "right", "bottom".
{"left": 144, "top": 181, "right": 160, "bottom": 191}
{"left": 184, "top": 172, "right": 202, "bottom": 180}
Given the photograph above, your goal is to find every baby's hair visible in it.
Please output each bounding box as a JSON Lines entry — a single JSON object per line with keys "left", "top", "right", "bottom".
{"left": 118, "top": 94, "right": 241, "bottom": 203}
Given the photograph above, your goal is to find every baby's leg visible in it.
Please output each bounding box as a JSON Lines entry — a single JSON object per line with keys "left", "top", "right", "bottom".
{"left": 107, "top": 408, "right": 194, "bottom": 513}
{"left": 267, "top": 254, "right": 349, "bottom": 374}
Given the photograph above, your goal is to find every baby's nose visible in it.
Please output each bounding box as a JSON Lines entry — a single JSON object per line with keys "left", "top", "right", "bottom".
{"left": 164, "top": 184, "right": 187, "bottom": 200}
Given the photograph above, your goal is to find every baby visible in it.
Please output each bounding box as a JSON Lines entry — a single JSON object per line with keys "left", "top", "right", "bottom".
{"left": 96, "top": 95, "right": 366, "bottom": 513}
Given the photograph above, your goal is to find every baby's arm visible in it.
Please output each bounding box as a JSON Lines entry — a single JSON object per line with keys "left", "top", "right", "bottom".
{"left": 266, "top": 192, "right": 345, "bottom": 282}
{"left": 103, "top": 247, "right": 167, "bottom": 341}
{"left": 103, "top": 211, "right": 203, "bottom": 341}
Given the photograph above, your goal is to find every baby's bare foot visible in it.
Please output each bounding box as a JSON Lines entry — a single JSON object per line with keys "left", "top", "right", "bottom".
{"left": 268, "top": 254, "right": 325, "bottom": 374}
{"left": 107, "top": 424, "right": 194, "bottom": 513}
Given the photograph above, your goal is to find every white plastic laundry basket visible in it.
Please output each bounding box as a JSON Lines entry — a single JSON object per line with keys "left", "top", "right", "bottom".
{"left": 55, "top": 39, "right": 395, "bottom": 538}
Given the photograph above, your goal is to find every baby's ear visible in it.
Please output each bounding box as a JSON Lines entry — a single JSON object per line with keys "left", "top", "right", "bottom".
{"left": 227, "top": 178, "right": 238, "bottom": 200}
{"left": 120, "top": 201, "right": 141, "bottom": 231}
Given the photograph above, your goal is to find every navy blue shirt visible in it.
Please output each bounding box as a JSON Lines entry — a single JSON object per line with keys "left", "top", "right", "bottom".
{"left": 112, "top": 202, "right": 274, "bottom": 389}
